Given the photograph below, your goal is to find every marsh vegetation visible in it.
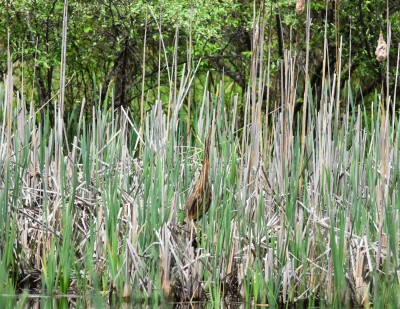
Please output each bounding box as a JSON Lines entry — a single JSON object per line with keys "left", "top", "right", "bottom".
{"left": 0, "top": 0, "right": 400, "bottom": 308}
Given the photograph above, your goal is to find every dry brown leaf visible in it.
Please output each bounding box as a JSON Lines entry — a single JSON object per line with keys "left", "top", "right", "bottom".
{"left": 375, "top": 31, "right": 387, "bottom": 62}
{"left": 296, "top": 0, "right": 305, "bottom": 14}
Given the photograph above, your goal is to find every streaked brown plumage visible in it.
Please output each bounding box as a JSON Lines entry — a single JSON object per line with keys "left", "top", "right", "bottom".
{"left": 185, "top": 132, "right": 212, "bottom": 222}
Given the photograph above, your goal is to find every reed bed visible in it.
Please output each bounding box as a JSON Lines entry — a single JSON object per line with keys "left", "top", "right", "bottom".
{"left": 1, "top": 56, "right": 399, "bottom": 307}
{"left": 1, "top": 4, "right": 400, "bottom": 309}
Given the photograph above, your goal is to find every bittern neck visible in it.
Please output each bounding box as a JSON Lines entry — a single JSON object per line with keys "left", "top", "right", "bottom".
{"left": 201, "top": 158, "right": 210, "bottom": 182}
{"left": 201, "top": 132, "right": 211, "bottom": 182}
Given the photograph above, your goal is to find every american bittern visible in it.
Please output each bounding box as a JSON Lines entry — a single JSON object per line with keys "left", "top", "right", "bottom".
{"left": 185, "top": 132, "right": 212, "bottom": 222}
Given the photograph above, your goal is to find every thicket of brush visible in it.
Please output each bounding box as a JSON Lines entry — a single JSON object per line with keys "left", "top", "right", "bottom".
{"left": 1, "top": 1, "right": 400, "bottom": 308}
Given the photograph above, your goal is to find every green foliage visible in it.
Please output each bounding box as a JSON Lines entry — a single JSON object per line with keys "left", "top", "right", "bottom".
{"left": 1, "top": 0, "right": 399, "bottom": 112}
